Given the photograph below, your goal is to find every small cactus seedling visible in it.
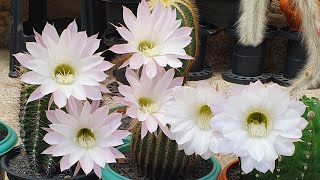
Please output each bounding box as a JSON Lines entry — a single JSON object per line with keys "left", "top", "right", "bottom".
{"left": 19, "top": 83, "right": 56, "bottom": 175}
{"left": 130, "top": 123, "right": 198, "bottom": 179}
{"left": 242, "top": 96, "right": 320, "bottom": 179}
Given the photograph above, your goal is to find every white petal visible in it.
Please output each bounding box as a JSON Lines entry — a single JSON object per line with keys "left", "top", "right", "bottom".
{"left": 80, "top": 155, "right": 94, "bottom": 175}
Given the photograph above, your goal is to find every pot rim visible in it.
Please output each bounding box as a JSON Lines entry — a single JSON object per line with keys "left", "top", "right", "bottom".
{"left": 102, "top": 143, "right": 222, "bottom": 180}
{"left": 1, "top": 146, "right": 98, "bottom": 180}
{"left": 217, "top": 160, "right": 239, "bottom": 180}
{"left": 0, "top": 121, "right": 18, "bottom": 156}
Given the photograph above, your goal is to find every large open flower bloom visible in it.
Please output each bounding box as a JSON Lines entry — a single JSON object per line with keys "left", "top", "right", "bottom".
{"left": 43, "top": 98, "right": 130, "bottom": 177}
{"left": 113, "top": 66, "right": 183, "bottom": 138}
{"left": 109, "top": 0, "right": 193, "bottom": 78}
{"left": 212, "top": 81, "right": 307, "bottom": 173}
{"left": 15, "top": 21, "right": 114, "bottom": 108}
{"left": 161, "top": 83, "right": 226, "bottom": 159}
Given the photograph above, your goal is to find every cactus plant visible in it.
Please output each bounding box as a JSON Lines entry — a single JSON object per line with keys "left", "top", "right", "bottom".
{"left": 130, "top": 123, "right": 198, "bottom": 179}
{"left": 147, "top": 0, "right": 199, "bottom": 77}
{"left": 124, "top": 1, "right": 201, "bottom": 179}
{"left": 241, "top": 96, "right": 320, "bottom": 179}
{"left": 19, "top": 83, "right": 56, "bottom": 175}
{"left": 236, "top": 0, "right": 270, "bottom": 47}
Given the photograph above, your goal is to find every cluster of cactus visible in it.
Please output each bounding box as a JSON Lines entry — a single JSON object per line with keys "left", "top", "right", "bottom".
{"left": 19, "top": 83, "right": 56, "bottom": 175}
{"left": 131, "top": 123, "right": 198, "bottom": 179}
{"left": 242, "top": 96, "right": 320, "bottom": 179}
{"left": 147, "top": 0, "right": 199, "bottom": 77}
{"left": 128, "top": 1, "right": 200, "bottom": 179}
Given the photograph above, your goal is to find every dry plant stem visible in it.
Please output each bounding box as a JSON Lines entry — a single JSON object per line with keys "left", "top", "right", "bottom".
{"left": 290, "top": 0, "right": 320, "bottom": 94}
{"left": 237, "top": 0, "right": 270, "bottom": 46}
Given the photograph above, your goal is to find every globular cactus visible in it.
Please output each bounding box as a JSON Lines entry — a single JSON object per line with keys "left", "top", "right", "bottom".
{"left": 130, "top": 123, "right": 198, "bottom": 179}
{"left": 19, "top": 84, "right": 55, "bottom": 175}
{"left": 147, "top": 0, "right": 199, "bottom": 77}
{"left": 242, "top": 96, "right": 320, "bottom": 179}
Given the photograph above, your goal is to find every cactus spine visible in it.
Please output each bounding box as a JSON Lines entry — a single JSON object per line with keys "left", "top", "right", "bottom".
{"left": 19, "top": 84, "right": 55, "bottom": 175}
{"left": 131, "top": 123, "right": 198, "bottom": 179}
{"left": 147, "top": 0, "right": 199, "bottom": 77}
{"left": 242, "top": 96, "right": 320, "bottom": 179}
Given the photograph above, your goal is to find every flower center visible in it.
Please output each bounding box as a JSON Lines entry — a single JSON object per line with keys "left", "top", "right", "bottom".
{"left": 195, "top": 105, "right": 213, "bottom": 130}
{"left": 138, "top": 40, "right": 160, "bottom": 57}
{"left": 244, "top": 112, "right": 271, "bottom": 137}
{"left": 54, "top": 64, "right": 75, "bottom": 84}
{"left": 138, "top": 97, "right": 158, "bottom": 114}
{"left": 160, "top": 0, "right": 172, "bottom": 6}
{"left": 76, "top": 128, "right": 95, "bottom": 149}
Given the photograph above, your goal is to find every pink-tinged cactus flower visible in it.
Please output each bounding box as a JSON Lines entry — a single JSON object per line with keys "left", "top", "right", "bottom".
{"left": 14, "top": 21, "right": 114, "bottom": 108}
{"left": 161, "top": 83, "right": 226, "bottom": 159}
{"left": 113, "top": 66, "right": 183, "bottom": 139}
{"left": 212, "top": 81, "right": 307, "bottom": 174}
{"left": 109, "top": 0, "right": 193, "bottom": 78}
{"left": 42, "top": 98, "right": 130, "bottom": 178}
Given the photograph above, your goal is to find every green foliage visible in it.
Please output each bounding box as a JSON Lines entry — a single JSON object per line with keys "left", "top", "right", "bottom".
{"left": 19, "top": 84, "right": 55, "bottom": 175}
{"left": 241, "top": 96, "right": 320, "bottom": 179}
{"left": 130, "top": 123, "right": 198, "bottom": 179}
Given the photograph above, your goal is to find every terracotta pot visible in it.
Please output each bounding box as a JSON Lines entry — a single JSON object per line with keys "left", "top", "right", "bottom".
{"left": 279, "top": 0, "right": 302, "bottom": 32}
{"left": 217, "top": 160, "right": 239, "bottom": 180}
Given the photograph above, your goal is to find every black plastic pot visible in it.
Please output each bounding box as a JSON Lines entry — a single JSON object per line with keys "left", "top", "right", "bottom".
{"left": 188, "top": 24, "right": 217, "bottom": 81}
{"left": 196, "top": 0, "right": 240, "bottom": 27}
{"left": 222, "top": 25, "right": 277, "bottom": 85}
{"left": 273, "top": 27, "right": 306, "bottom": 86}
{"left": 1, "top": 147, "right": 99, "bottom": 180}
{"left": 102, "top": 0, "right": 139, "bottom": 29}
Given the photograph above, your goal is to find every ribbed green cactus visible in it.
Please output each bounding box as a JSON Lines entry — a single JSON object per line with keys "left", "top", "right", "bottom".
{"left": 19, "top": 84, "right": 55, "bottom": 175}
{"left": 242, "top": 96, "right": 320, "bottom": 179}
{"left": 131, "top": 123, "right": 198, "bottom": 179}
{"left": 147, "top": 0, "right": 199, "bottom": 77}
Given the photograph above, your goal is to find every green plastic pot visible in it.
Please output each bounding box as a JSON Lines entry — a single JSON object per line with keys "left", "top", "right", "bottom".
{"left": 0, "top": 121, "right": 18, "bottom": 180}
{"left": 101, "top": 143, "right": 222, "bottom": 180}
{"left": 0, "top": 121, "right": 17, "bottom": 156}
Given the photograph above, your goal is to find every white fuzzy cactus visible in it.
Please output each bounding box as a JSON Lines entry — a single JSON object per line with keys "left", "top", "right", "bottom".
{"left": 236, "top": 0, "right": 270, "bottom": 47}
{"left": 290, "top": 0, "right": 320, "bottom": 94}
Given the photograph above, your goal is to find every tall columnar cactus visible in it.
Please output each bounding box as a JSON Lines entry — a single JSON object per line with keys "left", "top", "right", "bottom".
{"left": 237, "top": 0, "right": 270, "bottom": 47}
{"left": 242, "top": 96, "right": 320, "bottom": 179}
{"left": 131, "top": 123, "right": 198, "bottom": 179}
{"left": 19, "top": 83, "right": 55, "bottom": 175}
{"left": 290, "top": 0, "right": 320, "bottom": 94}
{"left": 147, "top": 0, "right": 199, "bottom": 77}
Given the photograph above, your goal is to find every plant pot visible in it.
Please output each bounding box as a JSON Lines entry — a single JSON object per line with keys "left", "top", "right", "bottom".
{"left": 0, "top": 122, "right": 17, "bottom": 156}
{"left": 217, "top": 160, "right": 239, "bottom": 180}
{"left": 1, "top": 147, "right": 99, "bottom": 180}
{"left": 222, "top": 25, "right": 277, "bottom": 85}
{"left": 188, "top": 24, "right": 215, "bottom": 81}
{"left": 196, "top": 0, "right": 240, "bottom": 27}
{"left": 102, "top": 0, "right": 139, "bottom": 30}
{"left": 101, "top": 143, "right": 222, "bottom": 180}
{"left": 279, "top": 0, "right": 302, "bottom": 32}
{"left": 0, "top": 122, "right": 18, "bottom": 180}
{"left": 273, "top": 27, "right": 306, "bottom": 86}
